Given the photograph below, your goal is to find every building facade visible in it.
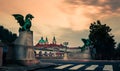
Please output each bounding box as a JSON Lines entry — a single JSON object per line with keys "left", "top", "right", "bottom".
{"left": 34, "top": 36, "right": 65, "bottom": 59}
{"left": 34, "top": 37, "right": 92, "bottom": 60}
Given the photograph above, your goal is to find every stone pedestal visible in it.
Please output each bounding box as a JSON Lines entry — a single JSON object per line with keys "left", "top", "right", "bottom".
{"left": 14, "top": 31, "right": 39, "bottom": 65}
{"left": 79, "top": 47, "right": 91, "bottom": 60}
{"left": 63, "top": 53, "right": 68, "bottom": 60}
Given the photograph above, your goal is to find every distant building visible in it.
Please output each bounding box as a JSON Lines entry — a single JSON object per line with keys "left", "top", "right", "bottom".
{"left": 34, "top": 36, "right": 65, "bottom": 59}
{"left": 34, "top": 37, "right": 92, "bottom": 60}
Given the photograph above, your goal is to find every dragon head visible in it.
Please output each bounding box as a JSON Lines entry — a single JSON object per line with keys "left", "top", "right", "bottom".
{"left": 26, "top": 14, "right": 34, "bottom": 20}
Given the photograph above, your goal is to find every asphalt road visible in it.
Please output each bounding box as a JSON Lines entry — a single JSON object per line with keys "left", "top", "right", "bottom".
{"left": 36, "top": 59, "right": 120, "bottom": 71}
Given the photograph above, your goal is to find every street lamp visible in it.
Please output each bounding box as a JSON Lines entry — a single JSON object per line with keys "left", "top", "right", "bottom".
{"left": 63, "top": 42, "right": 69, "bottom": 60}
{"left": 63, "top": 42, "right": 68, "bottom": 52}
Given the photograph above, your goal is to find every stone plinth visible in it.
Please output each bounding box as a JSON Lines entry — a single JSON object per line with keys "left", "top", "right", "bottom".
{"left": 14, "top": 31, "right": 39, "bottom": 65}
{"left": 63, "top": 53, "right": 68, "bottom": 60}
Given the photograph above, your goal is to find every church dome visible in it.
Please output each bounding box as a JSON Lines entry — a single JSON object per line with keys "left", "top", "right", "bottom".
{"left": 39, "top": 37, "right": 46, "bottom": 44}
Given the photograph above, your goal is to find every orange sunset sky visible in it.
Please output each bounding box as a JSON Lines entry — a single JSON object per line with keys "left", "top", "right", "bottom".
{"left": 0, "top": 0, "right": 120, "bottom": 47}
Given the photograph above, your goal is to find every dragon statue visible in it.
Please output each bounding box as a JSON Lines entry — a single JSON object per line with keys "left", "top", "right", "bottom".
{"left": 80, "top": 38, "right": 91, "bottom": 52}
{"left": 13, "top": 14, "right": 34, "bottom": 32}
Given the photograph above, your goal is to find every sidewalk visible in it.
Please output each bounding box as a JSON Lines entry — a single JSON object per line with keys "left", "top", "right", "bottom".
{"left": 0, "top": 62, "right": 57, "bottom": 71}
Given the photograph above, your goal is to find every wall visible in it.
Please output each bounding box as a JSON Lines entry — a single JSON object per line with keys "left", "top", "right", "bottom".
{"left": 0, "top": 47, "right": 3, "bottom": 66}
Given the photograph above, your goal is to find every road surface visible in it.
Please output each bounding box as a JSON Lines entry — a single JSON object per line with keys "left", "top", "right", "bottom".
{"left": 37, "top": 59, "right": 120, "bottom": 71}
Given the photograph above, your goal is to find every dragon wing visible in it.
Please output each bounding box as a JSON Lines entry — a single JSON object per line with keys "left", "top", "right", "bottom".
{"left": 12, "top": 14, "right": 24, "bottom": 26}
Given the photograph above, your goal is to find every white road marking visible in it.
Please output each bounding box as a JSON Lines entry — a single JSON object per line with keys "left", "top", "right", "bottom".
{"left": 69, "top": 64, "right": 85, "bottom": 70}
{"left": 85, "top": 65, "right": 98, "bottom": 70}
{"left": 103, "top": 65, "right": 113, "bottom": 71}
{"left": 55, "top": 64, "right": 73, "bottom": 69}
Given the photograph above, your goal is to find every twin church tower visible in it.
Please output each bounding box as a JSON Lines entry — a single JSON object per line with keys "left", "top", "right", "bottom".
{"left": 38, "top": 36, "right": 57, "bottom": 45}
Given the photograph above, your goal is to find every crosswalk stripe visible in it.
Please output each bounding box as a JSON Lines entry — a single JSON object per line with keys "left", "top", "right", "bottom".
{"left": 85, "top": 65, "right": 98, "bottom": 70}
{"left": 55, "top": 64, "right": 73, "bottom": 69}
{"left": 69, "top": 64, "right": 85, "bottom": 70}
{"left": 103, "top": 65, "right": 113, "bottom": 71}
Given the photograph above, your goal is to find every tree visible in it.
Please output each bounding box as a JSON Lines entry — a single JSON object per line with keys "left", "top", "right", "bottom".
{"left": 0, "top": 25, "right": 18, "bottom": 65}
{"left": 0, "top": 25, "right": 17, "bottom": 44}
{"left": 115, "top": 43, "right": 120, "bottom": 59}
{"left": 89, "top": 20, "right": 116, "bottom": 60}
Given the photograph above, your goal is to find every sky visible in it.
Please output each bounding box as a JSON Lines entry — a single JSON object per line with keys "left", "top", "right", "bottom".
{"left": 0, "top": 0, "right": 120, "bottom": 47}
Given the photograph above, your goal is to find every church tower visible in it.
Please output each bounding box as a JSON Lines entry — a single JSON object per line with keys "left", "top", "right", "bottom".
{"left": 52, "top": 36, "right": 56, "bottom": 44}
{"left": 45, "top": 37, "right": 49, "bottom": 44}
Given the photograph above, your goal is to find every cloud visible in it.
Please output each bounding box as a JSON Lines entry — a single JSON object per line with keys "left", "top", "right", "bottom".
{"left": 57, "top": 0, "right": 120, "bottom": 31}
{"left": 61, "top": 0, "right": 120, "bottom": 18}
{"left": 57, "top": 28, "right": 89, "bottom": 47}
{"left": 58, "top": 2, "right": 92, "bottom": 31}
{"left": 63, "top": 0, "right": 120, "bottom": 13}
{"left": 0, "top": 0, "right": 120, "bottom": 46}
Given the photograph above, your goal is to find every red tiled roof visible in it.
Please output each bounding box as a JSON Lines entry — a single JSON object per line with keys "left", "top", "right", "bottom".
{"left": 35, "top": 43, "right": 64, "bottom": 48}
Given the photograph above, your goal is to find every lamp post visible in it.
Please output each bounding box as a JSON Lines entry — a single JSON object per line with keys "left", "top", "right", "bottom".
{"left": 63, "top": 42, "right": 68, "bottom": 60}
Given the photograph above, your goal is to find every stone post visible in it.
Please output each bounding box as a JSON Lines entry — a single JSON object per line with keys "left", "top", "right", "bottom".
{"left": 14, "top": 31, "right": 39, "bottom": 65}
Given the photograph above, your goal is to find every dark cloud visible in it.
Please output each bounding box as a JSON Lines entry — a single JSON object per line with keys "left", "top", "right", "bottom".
{"left": 64, "top": 0, "right": 120, "bottom": 12}
{"left": 64, "top": 0, "right": 82, "bottom": 5}
{"left": 108, "top": 0, "right": 120, "bottom": 11}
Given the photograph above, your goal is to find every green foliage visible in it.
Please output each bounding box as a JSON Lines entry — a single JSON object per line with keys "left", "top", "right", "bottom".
{"left": 115, "top": 43, "right": 120, "bottom": 59}
{"left": 117, "top": 43, "right": 120, "bottom": 50}
{"left": 0, "top": 25, "right": 17, "bottom": 44}
{"left": 89, "top": 20, "right": 116, "bottom": 60}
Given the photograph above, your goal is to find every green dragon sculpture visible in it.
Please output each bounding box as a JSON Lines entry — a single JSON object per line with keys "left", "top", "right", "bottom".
{"left": 80, "top": 38, "right": 91, "bottom": 52}
{"left": 13, "top": 14, "right": 34, "bottom": 32}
